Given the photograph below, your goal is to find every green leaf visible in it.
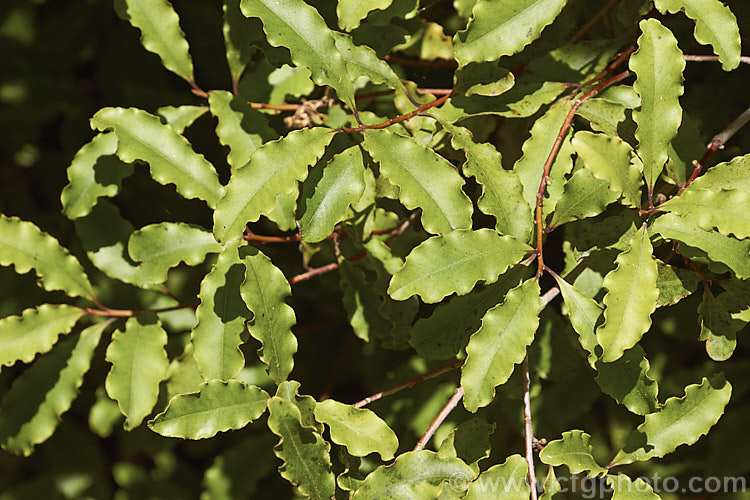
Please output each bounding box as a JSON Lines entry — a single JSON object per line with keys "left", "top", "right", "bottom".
{"left": 454, "top": 62, "right": 515, "bottom": 97}
{"left": 576, "top": 98, "right": 627, "bottom": 136}
{"left": 223, "top": 0, "right": 261, "bottom": 82}
{"left": 659, "top": 188, "right": 750, "bottom": 240}
{"left": 91, "top": 107, "right": 223, "bottom": 208}
{"left": 437, "top": 418, "right": 495, "bottom": 474}
{"left": 191, "top": 242, "right": 250, "bottom": 381}
{"left": 105, "top": 313, "right": 169, "bottom": 430}
{"left": 0, "top": 214, "right": 94, "bottom": 300}
{"left": 214, "top": 127, "right": 334, "bottom": 243}
{"left": 698, "top": 288, "right": 742, "bottom": 361}
{"left": 240, "top": 0, "right": 355, "bottom": 108}
{"left": 553, "top": 273, "right": 602, "bottom": 368}
{"left": 453, "top": 0, "right": 568, "bottom": 67}
{"left": 654, "top": 0, "right": 741, "bottom": 71}
{"left": 462, "top": 278, "right": 541, "bottom": 412}
{"left": 362, "top": 128, "right": 473, "bottom": 235}
{"left": 148, "top": 380, "right": 268, "bottom": 439}
{"left": 650, "top": 213, "right": 750, "bottom": 279}
{"left": 128, "top": 222, "right": 221, "bottom": 285}
{"left": 388, "top": 229, "right": 531, "bottom": 303}
{"left": 630, "top": 19, "right": 685, "bottom": 193}
{"left": 464, "top": 454, "right": 528, "bottom": 499}
{"left": 0, "top": 322, "right": 105, "bottom": 456}
{"left": 275, "top": 381, "right": 323, "bottom": 433}
{"left": 0, "top": 304, "right": 83, "bottom": 370}
{"left": 332, "top": 32, "right": 405, "bottom": 91}
{"left": 208, "top": 90, "right": 274, "bottom": 173}
{"left": 596, "top": 345, "right": 659, "bottom": 415}
{"left": 240, "top": 247, "right": 297, "bottom": 384}
{"left": 157, "top": 105, "right": 207, "bottom": 134}
{"left": 610, "top": 374, "right": 732, "bottom": 467}
{"left": 314, "top": 399, "right": 399, "bottom": 460}
{"left": 60, "top": 132, "right": 133, "bottom": 220}
{"left": 607, "top": 474, "right": 661, "bottom": 499}
{"left": 540, "top": 430, "right": 607, "bottom": 477}
{"left": 119, "top": 0, "right": 194, "bottom": 81}
{"left": 655, "top": 262, "right": 700, "bottom": 307}
{"left": 267, "top": 396, "right": 335, "bottom": 499}
{"left": 596, "top": 225, "right": 659, "bottom": 362}
{"left": 352, "top": 450, "right": 475, "bottom": 499}
{"left": 337, "top": 0, "right": 392, "bottom": 31}
{"left": 550, "top": 166, "right": 620, "bottom": 228}
{"left": 572, "top": 131, "right": 643, "bottom": 208}
{"left": 298, "top": 146, "right": 367, "bottom": 243}
{"left": 681, "top": 153, "right": 750, "bottom": 193}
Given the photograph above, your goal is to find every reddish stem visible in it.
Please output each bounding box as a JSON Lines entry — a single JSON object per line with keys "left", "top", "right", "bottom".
{"left": 337, "top": 93, "right": 453, "bottom": 133}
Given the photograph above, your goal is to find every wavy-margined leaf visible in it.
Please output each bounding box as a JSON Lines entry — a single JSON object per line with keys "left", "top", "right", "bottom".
{"left": 553, "top": 273, "right": 601, "bottom": 368}
{"left": 117, "top": 0, "right": 194, "bottom": 81}
{"left": 275, "top": 381, "right": 323, "bottom": 433}
{"left": 651, "top": 213, "right": 750, "bottom": 279}
{"left": 572, "top": 131, "right": 643, "bottom": 208}
{"left": 655, "top": 0, "right": 741, "bottom": 70}
{"left": 298, "top": 146, "right": 366, "bottom": 243}
{"left": 91, "top": 107, "right": 223, "bottom": 207}
{"left": 60, "top": 132, "right": 134, "bottom": 219}
{"left": 388, "top": 229, "right": 531, "bottom": 303}
{"left": 682, "top": 153, "right": 750, "bottom": 193}
{"left": 352, "top": 450, "right": 475, "bottom": 499}
{"left": 0, "top": 214, "right": 94, "bottom": 300}
{"left": 128, "top": 222, "right": 221, "bottom": 285}
{"left": 362, "top": 128, "right": 473, "bottom": 235}
{"left": 439, "top": 119, "right": 532, "bottom": 241}
{"left": 240, "top": 0, "right": 355, "bottom": 108}
{"left": 540, "top": 430, "right": 607, "bottom": 477}
{"left": 149, "top": 380, "right": 268, "bottom": 439}
{"left": 267, "top": 396, "right": 335, "bottom": 499}
{"left": 0, "top": 305, "right": 83, "bottom": 370}
{"left": 0, "top": 322, "right": 105, "bottom": 456}
{"left": 550, "top": 167, "right": 620, "bottom": 228}
{"left": 332, "top": 32, "right": 404, "bottom": 91}
{"left": 105, "top": 313, "right": 169, "bottom": 430}
{"left": 464, "top": 454, "right": 528, "bottom": 499}
{"left": 659, "top": 188, "right": 750, "bottom": 239}
{"left": 462, "top": 278, "right": 541, "bottom": 412}
{"left": 214, "top": 127, "right": 334, "bottom": 243}
{"left": 191, "top": 242, "right": 250, "bottom": 381}
{"left": 223, "top": 0, "right": 261, "bottom": 82}
{"left": 157, "top": 105, "right": 207, "bottom": 134}
{"left": 437, "top": 418, "right": 494, "bottom": 474}
{"left": 609, "top": 374, "right": 732, "bottom": 467}
{"left": 454, "top": 62, "right": 515, "bottom": 97}
{"left": 596, "top": 345, "right": 659, "bottom": 415}
{"left": 576, "top": 98, "right": 627, "bottom": 136}
{"left": 607, "top": 475, "right": 660, "bottom": 499}
{"left": 314, "top": 399, "right": 399, "bottom": 460}
{"left": 453, "top": 0, "right": 567, "bottom": 67}
{"left": 656, "top": 262, "right": 700, "bottom": 307}
{"left": 337, "top": 0, "right": 391, "bottom": 31}
{"left": 630, "top": 19, "right": 685, "bottom": 192}
{"left": 596, "top": 225, "right": 659, "bottom": 362}
{"left": 698, "top": 288, "right": 742, "bottom": 361}
{"left": 239, "top": 247, "right": 297, "bottom": 384}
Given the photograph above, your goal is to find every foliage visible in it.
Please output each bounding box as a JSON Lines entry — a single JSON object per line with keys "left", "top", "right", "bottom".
{"left": 1, "top": 0, "right": 749, "bottom": 498}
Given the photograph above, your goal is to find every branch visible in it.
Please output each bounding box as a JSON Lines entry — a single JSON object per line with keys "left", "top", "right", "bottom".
{"left": 82, "top": 301, "right": 199, "bottom": 318}
{"left": 684, "top": 54, "right": 750, "bottom": 65}
{"left": 414, "top": 386, "right": 464, "bottom": 451}
{"left": 523, "top": 356, "right": 538, "bottom": 500}
{"left": 337, "top": 93, "right": 454, "bottom": 133}
{"left": 568, "top": 0, "right": 622, "bottom": 44}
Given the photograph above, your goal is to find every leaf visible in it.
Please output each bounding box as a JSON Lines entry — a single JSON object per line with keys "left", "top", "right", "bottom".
{"left": 388, "top": 229, "right": 531, "bottom": 303}
{"left": 650, "top": 213, "right": 750, "bottom": 279}
{"left": 157, "top": 105, "right": 207, "bottom": 134}
{"left": 453, "top": 0, "right": 568, "bottom": 67}
{"left": 239, "top": 246, "right": 297, "bottom": 384}
{"left": 240, "top": 0, "right": 355, "bottom": 108}
{"left": 298, "top": 146, "right": 367, "bottom": 243}
{"left": 362, "top": 128, "right": 473, "bottom": 235}
{"left": 596, "top": 345, "right": 659, "bottom": 415}
{"left": 540, "top": 430, "right": 607, "bottom": 477}
{"left": 128, "top": 222, "right": 221, "bottom": 285}
{"left": 655, "top": 262, "right": 700, "bottom": 307}
{"left": 208, "top": 90, "right": 274, "bottom": 173}
{"left": 275, "top": 381, "right": 323, "bottom": 433}
{"left": 0, "top": 214, "right": 94, "bottom": 300}
{"left": 60, "top": 132, "right": 133, "bottom": 219}
{"left": 352, "top": 450, "right": 475, "bottom": 499}
{"left": 191, "top": 242, "right": 250, "bottom": 381}
{"left": 608, "top": 474, "right": 661, "bottom": 499}
{"left": 576, "top": 98, "right": 627, "bottom": 136}
{"left": 267, "top": 396, "right": 335, "bottom": 499}
{"left": 213, "top": 127, "right": 334, "bottom": 243}
{"left": 572, "top": 131, "right": 643, "bottom": 208}
{"left": 0, "top": 304, "right": 83, "bottom": 369}
{"left": 223, "top": 0, "right": 261, "bottom": 82}
{"left": 118, "top": 0, "right": 194, "bottom": 81}
{"left": 0, "top": 322, "right": 105, "bottom": 456}
{"left": 630, "top": 19, "right": 685, "bottom": 192}
{"left": 654, "top": 0, "right": 741, "bottom": 71}
{"left": 314, "top": 399, "right": 399, "bottom": 460}
{"left": 105, "top": 313, "right": 169, "bottom": 430}
{"left": 337, "top": 0, "right": 392, "bottom": 31}
{"left": 698, "top": 288, "right": 742, "bottom": 361}
{"left": 464, "top": 454, "right": 528, "bottom": 499}
{"left": 332, "top": 32, "right": 405, "bottom": 91}
{"left": 610, "top": 374, "right": 732, "bottom": 467}
{"left": 549, "top": 166, "right": 620, "bottom": 228}
{"left": 437, "top": 418, "right": 495, "bottom": 473}
{"left": 596, "top": 225, "right": 659, "bottom": 362}
{"left": 553, "top": 273, "right": 602, "bottom": 368}
{"left": 91, "top": 107, "right": 224, "bottom": 207}
{"left": 148, "top": 380, "right": 268, "bottom": 439}
{"left": 453, "top": 62, "right": 515, "bottom": 97}
{"left": 659, "top": 188, "right": 750, "bottom": 239}
{"left": 462, "top": 278, "right": 541, "bottom": 412}
{"left": 682, "top": 153, "right": 750, "bottom": 193}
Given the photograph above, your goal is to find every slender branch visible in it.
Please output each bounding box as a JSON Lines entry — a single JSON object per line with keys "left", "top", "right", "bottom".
{"left": 414, "top": 386, "right": 464, "bottom": 451}
{"left": 684, "top": 54, "right": 750, "bottom": 65}
{"left": 337, "top": 93, "right": 453, "bottom": 133}
{"left": 243, "top": 222, "right": 407, "bottom": 245}
{"left": 568, "top": 0, "right": 622, "bottom": 44}
{"left": 354, "top": 360, "right": 462, "bottom": 409}
{"left": 522, "top": 356, "right": 538, "bottom": 500}
{"left": 188, "top": 80, "right": 208, "bottom": 99}
{"left": 289, "top": 262, "right": 340, "bottom": 285}
{"left": 82, "top": 301, "right": 199, "bottom": 318}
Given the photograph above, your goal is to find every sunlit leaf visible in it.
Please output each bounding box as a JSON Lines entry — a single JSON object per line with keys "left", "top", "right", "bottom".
{"left": 332, "top": 32, "right": 404, "bottom": 91}
{"left": 655, "top": 262, "right": 700, "bottom": 307}
{"left": 682, "top": 153, "right": 750, "bottom": 193}
{"left": 157, "top": 105, "right": 207, "bottom": 134}
{"left": 659, "top": 188, "right": 750, "bottom": 239}
{"left": 698, "top": 288, "right": 742, "bottom": 361}
{"left": 550, "top": 166, "right": 620, "bottom": 228}
{"left": 553, "top": 273, "right": 601, "bottom": 368}
{"left": 540, "top": 430, "right": 607, "bottom": 477}
{"left": 464, "top": 454, "right": 528, "bottom": 499}
{"left": 337, "top": 0, "right": 392, "bottom": 31}
{"left": 596, "top": 345, "right": 659, "bottom": 415}
{"left": 608, "top": 474, "right": 661, "bottom": 499}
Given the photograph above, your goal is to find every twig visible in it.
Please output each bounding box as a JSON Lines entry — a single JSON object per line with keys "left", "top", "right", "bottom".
{"left": 568, "top": 0, "right": 622, "bottom": 44}
{"left": 243, "top": 222, "right": 407, "bottom": 245}
{"left": 385, "top": 210, "right": 421, "bottom": 244}
{"left": 522, "top": 356, "right": 538, "bottom": 500}
{"left": 414, "top": 386, "right": 464, "bottom": 451}
{"left": 82, "top": 301, "right": 199, "bottom": 318}
{"left": 289, "top": 262, "right": 340, "bottom": 285}
{"left": 354, "top": 360, "right": 462, "bottom": 408}
{"left": 684, "top": 54, "right": 750, "bottom": 65}
{"left": 337, "top": 93, "right": 453, "bottom": 133}
{"left": 188, "top": 80, "right": 208, "bottom": 99}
